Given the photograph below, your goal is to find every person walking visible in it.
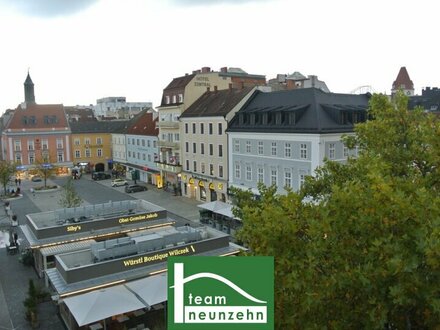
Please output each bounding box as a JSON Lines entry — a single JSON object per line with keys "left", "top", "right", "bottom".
{"left": 14, "top": 178, "right": 18, "bottom": 186}
{"left": 18, "top": 178, "right": 21, "bottom": 186}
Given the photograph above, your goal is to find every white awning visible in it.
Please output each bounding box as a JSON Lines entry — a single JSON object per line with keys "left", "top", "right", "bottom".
{"left": 40, "top": 239, "right": 95, "bottom": 257}
{"left": 63, "top": 273, "right": 167, "bottom": 326}
{"left": 125, "top": 273, "right": 167, "bottom": 307}
{"left": 197, "top": 200, "right": 230, "bottom": 212}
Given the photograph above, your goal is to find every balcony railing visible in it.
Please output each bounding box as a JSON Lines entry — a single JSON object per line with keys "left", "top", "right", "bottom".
{"left": 158, "top": 140, "right": 180, "bottom": 149}
{"left": 155, "top": 161, "right": 182, "bottom": 173}
{"left": 158, "top": 121, "right": 179, "bottom": 129}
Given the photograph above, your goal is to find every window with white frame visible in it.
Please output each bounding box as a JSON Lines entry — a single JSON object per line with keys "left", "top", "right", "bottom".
{"left": 200, "top": 123, "right": 204, "bottom": 134}
{"left": 209, "top": 144, "right": 213, "bottom": 156}
{"left": 235, "top": 162, "right": 241, "bottom": 179}
{"left": 270, "top": 168, "right": 278, "bottom": 185}
{"left": 97, "top": 149, "right": 103, "bottom": 157}
{"left": 15, "top": 153, "right": 21, "bottom": 163}
{"left": 14, "top": 140, "right": 21, "bottom": 151}
{"left": 147, "top": 140, "right": 151, "bottom": 147}
{"left": 300, "top": 143, "right": 308, "bottom": 159}
{"left": 74, "top": 138, "right": 80, "bottom": 146}
{"left": 42, "top": 152, "right": 49, "bottom": 162}
{"left": 218, "top": 145, "right": 223, "bottom": 157}
{"left": 85, "top": 149, "right": 91, "bottom": 157}
{"left": 185, "top": 123, "right": 188, "bottom": 134}
{"left": 271, "top": 142, "right": 277, "bottom": 156}
{"left": 218, "top": 165, "right": 223, "bottom": 178}
{"left": 209, "top": 123, "right": 213, "bottom": 135}
{"left": 84, "top": 138, "right": 90, "bottom": 146}
{"left": 299, "top": 171, "right": 306, "bottom": 188}
{"left": 172, "top": 95, "right": 177, "bottom": 103}
{"left": 57, "top": 152, "right": 64, "bottom": 162}
{"left": 178, "top": 94, "right": 183, "bottom": 102}
{"left": 193, "top": 161, "right": 197, "bottom": 172}
{"left": 137, "top": 139, "right": 140, "bottom": 146}
{"left": 142, "top": 154, "right": 146, "bottom": 161}
{"left": 42, "top": 139, "right": 49, "bottom": 150}
{"left": 343, "top": 146, "right": 349, "bottom": 158}
{"left": 97, "top": 137, "right": 102, "bottom": 145}
{"left": 128, "top": 151, "right": 131, "bottom": 157}
{"left": 218, "top": 123, "right": 222, "bottom": 135}
{"left": 28, "top": 140, "right": 34, "bottom": 151}
{"left": 185, "top": 142, "right": 189, "bottom": 153}
{"left": 165, "top": 95, "right": 170, "bottom": 104}
{"left": 28, "top": 153, "right": 35, "bottom": 164}
{"left": 193, "top": 143, "right": 197, "bottom": 153}
{"left": 257, "top": 167, "right": 264, "bottom": 183}
{"left": 246, "top": 165, "right": 252, "bottom": 181}
{"left": 186, "top": 160, "right": 189, "bottom": 171}
{"left": 148, "top": 154, "right": 151, "bottom": 162}
{"left": 201, "top": 163, "right": 205, "bottom": 174}
{"left": 234, "top": 140, "right": 240, "bottom": 152}
{"left": 246, "top": 141, "right": 251, "bottom": 153}
{"left": 200, "top": 143, "right": 205, "bottom": 155}
{"left": 329, "top": 143, "right": 335, "bottom": 159}
{"left": 210, "top": 164, "right": 214, "bottom": 176}
{"left": 142, "top": 140, "right": 145, "bottom": 147}
{"left": 284, "top": 169, "right": 292, "bottom": 188}
{"left": 285, "top": 143, "right": 291, "bottom": 158}
{"left": 137, "top": 152, "right": 140, "bottom": 159}
{"left": 174, "top": 133, "right": 180, "bottom": 142}
{"left": 192, "top": 123, "right": 196, "bottom": 134}
{"left": 75, "top": 150, "right": 80, "bottom": 158}
{"left": 153, "top": 141, "right": 157, "bottom": 148}
{"left": 56, "top": 138, "right": 63, "bottom": 149}
{"left": 258, "top": 141, "right": 263, "bottom": 155}
{"left": 128, "top": 138, "right": 131, "bottom": 145}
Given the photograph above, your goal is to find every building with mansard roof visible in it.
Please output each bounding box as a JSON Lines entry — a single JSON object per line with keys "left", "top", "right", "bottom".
{"left": 227, "top": 88, "right": 370, "bottom": 195}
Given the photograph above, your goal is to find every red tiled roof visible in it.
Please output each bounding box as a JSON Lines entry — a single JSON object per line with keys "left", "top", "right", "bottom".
{"left": 126, "top": 112, "right": 158, "bottom": 136}
{"left": 392, "top": 67, "right": 414, "bottom": 90}
{"left": 7, "top": 103, "right": 69, "bottom": 130}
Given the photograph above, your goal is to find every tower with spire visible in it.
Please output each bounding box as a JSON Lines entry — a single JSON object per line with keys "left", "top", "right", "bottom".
{"left": 24, "top": 71, "right": 36, "bottom": 105}
{"left": 392, "top": 66, "right": 414, "bottom": 97}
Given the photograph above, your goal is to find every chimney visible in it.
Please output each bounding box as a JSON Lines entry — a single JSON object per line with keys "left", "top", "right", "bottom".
{"left": 220, "top": 67, "right": 228, "bottom": 73}
{"left": 201, "top": 67, "right": 211, "bottom": 73}
{"left": 214, "top": 86, "right": 218, "bottom": 92}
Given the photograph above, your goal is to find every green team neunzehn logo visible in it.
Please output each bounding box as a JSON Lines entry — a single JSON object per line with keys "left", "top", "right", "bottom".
{"left": 168, "top": 256, "right": 274, "bottom": 330}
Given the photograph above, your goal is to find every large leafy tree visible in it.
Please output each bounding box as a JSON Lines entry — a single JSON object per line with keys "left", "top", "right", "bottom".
{"left": 0, "top": 161, "right": 17, "bottom": 195}
{"left": 58, "top": 177, "right": 82, "bottom": 208}
{"left": 235, "top": 92, "right": 440, "bottom": 329}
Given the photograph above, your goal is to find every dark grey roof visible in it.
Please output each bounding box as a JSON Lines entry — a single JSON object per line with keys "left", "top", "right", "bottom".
{"left": 180, "top": 87, "right": 254, "bottom": 118}
{"left": 24, "top": 72, "right": 33, "bottom": 85}
{"left": 69, "top": 120, "right": 129, "bottom": 134}
{"left": 409, "top": 87, "right": 440, "bottom": 111}
{"left": 227, "top": 88, "right": 370, "bottom": 134}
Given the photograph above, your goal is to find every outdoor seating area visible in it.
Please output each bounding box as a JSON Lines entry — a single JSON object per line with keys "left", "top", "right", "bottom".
{"left": 198, "top": 201, "right": 242, "bottom": 235}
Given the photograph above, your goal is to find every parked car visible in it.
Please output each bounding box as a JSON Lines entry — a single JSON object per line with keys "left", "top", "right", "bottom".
{"left": 92, "top": 172, "right": 111, "bottom": 181}
{"left": 125, "top": 184, "right": 148, "bottom": 193}
{"left": 31, "top": 175, "right": 42, "bottom": 182}
{"left": 111, "top": 178, "right": 128, "bottom": 187}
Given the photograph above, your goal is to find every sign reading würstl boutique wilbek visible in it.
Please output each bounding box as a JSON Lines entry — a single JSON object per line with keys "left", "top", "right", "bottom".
{"left": 168, "top": 256, "right": 274, "bottom": 330}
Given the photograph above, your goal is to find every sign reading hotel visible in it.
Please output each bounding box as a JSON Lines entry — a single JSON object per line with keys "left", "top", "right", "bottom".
{"left": 168, "top": 256, "right": 274, "bottom": 330}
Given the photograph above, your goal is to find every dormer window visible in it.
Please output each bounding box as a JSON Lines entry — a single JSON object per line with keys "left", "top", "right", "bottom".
{"left": 165, "top": 95, "right": 170, "bottom": 104}
{"left": 178, "top": 94, "right": 183, "bottom": 102}
{"left": 172, "top": 95, "right": 177, "bottom": 103}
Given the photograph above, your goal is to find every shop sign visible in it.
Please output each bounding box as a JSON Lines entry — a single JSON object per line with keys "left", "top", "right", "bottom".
{"left": 198, "top": 181, "right": 205, "bottom": 188}
{"left": 218, "top": 183, "right": 224, "bottom": 190}
{"left": 209, "top": 182, "right": 215, "bottom": 190}
{"left": 189, "top": 178, "right": 194, "bottom": 185}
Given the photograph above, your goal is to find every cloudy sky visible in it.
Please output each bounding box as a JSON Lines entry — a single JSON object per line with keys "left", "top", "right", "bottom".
{"left": 0, "top": 0, "right": 438, "bottom": 112}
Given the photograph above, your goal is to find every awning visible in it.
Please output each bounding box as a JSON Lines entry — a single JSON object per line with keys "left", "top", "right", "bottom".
{"left": 64, "top": 285, "right": 145, "bottom": 326}
{"left": 197, "top": 201, "right": 239, "bottom": 219}
{"left": 40, "top": 239, "right": 95, "bottom": 257}
{"left": 63, "top": 273, "right": 167, "bottom": 326}
{"left": 125, "top": 273, "right": 167, "bottom": 307}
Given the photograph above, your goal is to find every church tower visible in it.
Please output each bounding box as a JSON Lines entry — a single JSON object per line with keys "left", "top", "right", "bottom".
{"left": 391, "top": 67, "right": 414, "bottom": 97}
{"left": 24, "top": 71, "right": 36, "bottom": 104}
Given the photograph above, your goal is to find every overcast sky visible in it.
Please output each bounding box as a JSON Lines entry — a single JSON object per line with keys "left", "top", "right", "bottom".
{"left": 0, "top": 0, "right": 438, "bottom": 112}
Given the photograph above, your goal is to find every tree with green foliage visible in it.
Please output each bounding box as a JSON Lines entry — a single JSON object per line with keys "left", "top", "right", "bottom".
{"left": 0, "top": 161, "right": 16, "bottom": 196}
{"left": 58, "top": 177, "right": 82, "bottom": 208}
{"left": 234, "top": 92, "right": 440, "bottom": 329}
{"left": 33, "top": 156, "right": 57, "bottom": 188}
